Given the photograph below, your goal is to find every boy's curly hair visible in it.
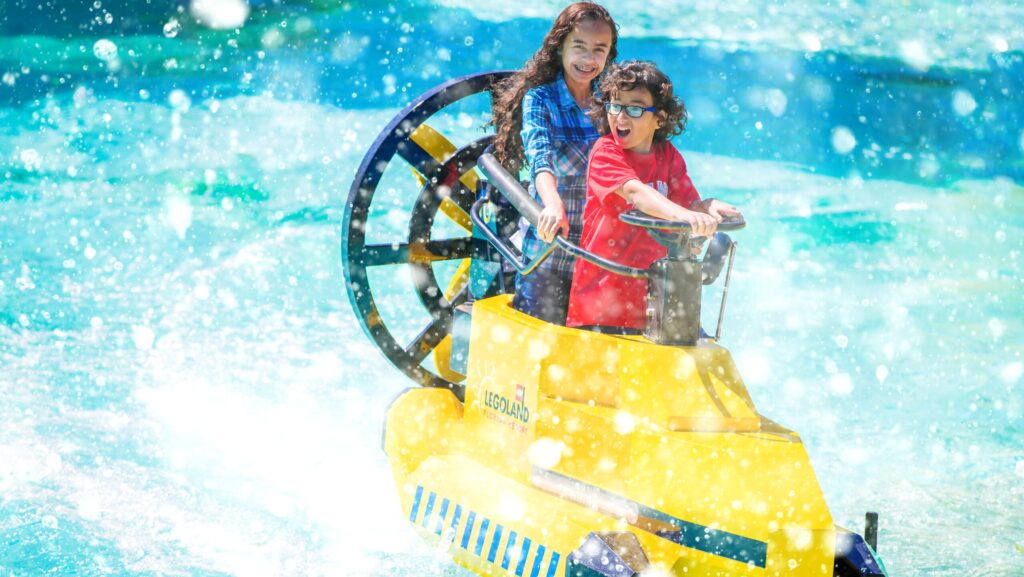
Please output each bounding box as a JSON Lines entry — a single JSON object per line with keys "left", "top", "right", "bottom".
{"left": 589, "top": 60, "right": 687, "bottom": 144}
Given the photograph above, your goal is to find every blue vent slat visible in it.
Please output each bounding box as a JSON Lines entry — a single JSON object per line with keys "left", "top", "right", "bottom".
{"left": 409, "top": 486, "right": 424, "bottom": 523}
{"left": 434, "top": 498, "right": 450, "bottom": 535}
{"left": 488, "top": 524, "right": 504, "bottom": 563}
{"left": 546, "top": 552, "right": 560, "bottom": 577}
{"left": 474, "top": 519, "right": 491, "bottom": 557}
{"left": 501, "top": 532, "right": 518, "bottom": 570}
{"left": 421, "top": 492, "right": 436, "bottom": 529}
{"left": 530, "top": 546, "right": 546, "bottom": 577}
{"left": 461, "top": 511, "right": 476, "bottom": 550}
{"left": 515, "top": 537, "right": 532, "bottom": 576}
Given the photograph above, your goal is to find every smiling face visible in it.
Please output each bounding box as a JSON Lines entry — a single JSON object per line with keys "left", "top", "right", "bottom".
{"left": 560, "top": 19, "right": 613, "bottom": 90}
{"left": 607, "top": 87, "right": 663, "bottom": 154}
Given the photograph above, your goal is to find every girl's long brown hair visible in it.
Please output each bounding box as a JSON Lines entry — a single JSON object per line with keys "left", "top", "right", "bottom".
{"left": 490, "top": 3, "right": 618, "bottom": 173}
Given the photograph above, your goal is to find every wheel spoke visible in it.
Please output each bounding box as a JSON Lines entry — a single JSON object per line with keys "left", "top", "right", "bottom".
{"left": 405, "top": 315, "right": 451, "bottom": 366}
{"left": 342, "top": 71, "right": 514, "bottom": 391}
{"left": 439, "top": 197, "right": 473, "bottom": 233}
{"left": 358, "top": 238, "right": 476, "bottom": 267}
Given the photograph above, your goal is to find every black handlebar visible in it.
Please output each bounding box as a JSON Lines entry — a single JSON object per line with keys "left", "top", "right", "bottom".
{"left": 619, "top": 209, "right": 746, "bottom": 232}
{"left": 476, "top": 153, "right": 647, "bottom": 278}
{"left": 475, "top": 152, "right": 739, "bottom": 283}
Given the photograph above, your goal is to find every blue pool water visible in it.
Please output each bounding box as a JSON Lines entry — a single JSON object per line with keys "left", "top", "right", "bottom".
{"left": 1, "top": 1, "right": 1022, "bottom": 576}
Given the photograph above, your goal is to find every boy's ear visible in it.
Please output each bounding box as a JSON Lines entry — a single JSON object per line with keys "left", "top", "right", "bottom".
{"left": 656, "top": 110, "right": 668, "bottom": 127}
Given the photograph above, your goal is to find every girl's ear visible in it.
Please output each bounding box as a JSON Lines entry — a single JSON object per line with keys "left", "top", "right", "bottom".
{"left": 656, "top": 110, "right": 667, "bottom": 127}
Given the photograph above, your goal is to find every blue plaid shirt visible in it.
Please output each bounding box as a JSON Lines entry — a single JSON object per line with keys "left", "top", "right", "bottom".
{"left": 520, "top": 72, "right": 600, "bottom": 277}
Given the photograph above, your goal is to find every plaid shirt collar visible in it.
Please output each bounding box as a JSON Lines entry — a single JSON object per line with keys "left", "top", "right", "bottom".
{"left": 553, "top": 71, "right": 600, "bottom": 112}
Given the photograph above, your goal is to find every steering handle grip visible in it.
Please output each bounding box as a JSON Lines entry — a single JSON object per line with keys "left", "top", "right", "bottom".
{"left": 619, "top": 209, "right": 746, "bottom": 232}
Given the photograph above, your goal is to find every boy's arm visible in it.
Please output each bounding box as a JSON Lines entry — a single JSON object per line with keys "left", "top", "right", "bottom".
{"left": 693, "top": 197, "right": 742, "bottom": 220}
{"left": 617, "top": 180, "right": 719, "bottom": 238}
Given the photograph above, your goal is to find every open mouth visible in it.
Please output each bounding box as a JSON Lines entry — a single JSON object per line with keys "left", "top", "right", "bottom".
{"left": 573, "top": 64, "right": 597, "bottom": 75}
{"left": 615, "top": 127, "right": 631, "bottom": 140}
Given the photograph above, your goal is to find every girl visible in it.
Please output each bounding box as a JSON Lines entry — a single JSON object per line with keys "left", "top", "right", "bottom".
{"left": 491, "top": 2, "right": 618, "bottom": 325}
{"left": 566, "top": 60, "right": 742, "bottom": 333}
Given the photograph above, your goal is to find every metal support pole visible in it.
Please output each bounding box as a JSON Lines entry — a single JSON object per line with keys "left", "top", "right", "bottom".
{"left": 865, "top": 511, "right": 879, "bottom": 551}
{"left": 715, "top": 242, "right": 738, "bottom": 341}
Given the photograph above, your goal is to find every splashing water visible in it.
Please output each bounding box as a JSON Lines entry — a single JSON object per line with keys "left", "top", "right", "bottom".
{"left": 1, "top": 2, "right": 1022, "bottom": 576}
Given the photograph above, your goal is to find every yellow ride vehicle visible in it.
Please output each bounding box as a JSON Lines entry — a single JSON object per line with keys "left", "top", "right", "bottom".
{"left": 343, "top": 72, "right": 887, "bottom": 577}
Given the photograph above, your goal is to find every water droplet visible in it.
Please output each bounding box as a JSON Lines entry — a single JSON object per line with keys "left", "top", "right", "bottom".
{"left": 132, "top": 325, "right": 155, "bottom": 350}
{"left": 875, "top": 365, "right": 889, "bottom": 384}
{"left": 831, "top": 126, "right": 857, "bottom": 154}
{"left": 952, "top": 89, "right": 976, "bottom": 116}
{"left": 190, "top": 0, "right": 250, "bottom": 30}
{"left": 168, "top": 89, "right": 191, "bottom": 111}
{"left": 829, "top": 373, "right": 853, "bottom": 396}
{"left": 19, "top": 148, "right": 40, "bottom": 168}
{"left": 92, "top": 38, "right": 118, "bottom": 61}
{"left": 163, "top": 18, "right": 181, "bottom": 38}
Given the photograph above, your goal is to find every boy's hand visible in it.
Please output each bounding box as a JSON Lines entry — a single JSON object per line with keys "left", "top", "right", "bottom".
{"left": 703, "top": 198, "right": 742, "bottom": 221}
{"left": 537, "top": 203, "right": 568, "bottom": 243}
{"left": 674, "top": 208, "right": 718, "bottom": 238}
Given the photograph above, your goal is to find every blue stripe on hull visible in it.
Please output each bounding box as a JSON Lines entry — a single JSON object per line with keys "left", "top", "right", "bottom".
{"left": 409, "top": 486, "right": 424, "bottom": 523}
{"left": 421, "top": 492, "right": 436, "bottom": 529}
{"left": 530, "top": 545, "right": 546, "bottom": 577}
{"left": 461, "top": 511, "right": 476, "bottom": 550}
{"left": 515, "top": 537, "right": 531, "bottom": 576}
{"left": 434, "top": 498, "right": 450, "bottom": 535}
{"left": 546, "top": 552, "right": 560, "bottom": 577}
{"left": 501, "top": 531, "right": 517, "bottom": 570}
{"left": 474, "top": 518, "right": 490, "bottom": 557}
{"left": 409, "top": 487, "right": 561, "bottom": 577}
{"left": 488, "top": 524, "right": 504, "bottom": 563}
{"left": 449, "top": 504, "right": 462, "bottom": 540}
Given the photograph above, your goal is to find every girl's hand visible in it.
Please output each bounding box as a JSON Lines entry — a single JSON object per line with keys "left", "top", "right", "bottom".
{"left": 537, "top": 203, "right": 568, "bottom": 243}
{"left": 703, "top": 198, "right": 742, "bottom": 221}
{"left": 673, "top": 208, "right": 718, "bottom": 238}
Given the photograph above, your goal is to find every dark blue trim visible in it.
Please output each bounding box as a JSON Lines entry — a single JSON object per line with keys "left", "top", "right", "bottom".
{"left": 461, "top": 511, "right": 476, "bottom": 550}
{"left": 516, "top": 537, "right": 532, "bottom": 576}
{"left": 410, "top": 486, "right": 424, "bottom": 523}
{"left": 421, "top": 492, "right": 436, "bottom": 529}
{"left": 642, "top": 506, "right": 767, "bottom": 568}
{"left": 488, "top": 524, "right": 504, "bottom": 563}
{"left": 533, "top": 469, "right": 768, "bottom": 568}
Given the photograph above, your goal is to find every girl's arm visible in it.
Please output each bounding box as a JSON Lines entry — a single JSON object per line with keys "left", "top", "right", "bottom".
{"left": 617, "top": 180, "right": 719, "bottom": 238}
{"left": 520, "top": 89, "right": 568, "bottom": 243}
{"left": 534, "top": 172, "right": 569, "bottom": 243}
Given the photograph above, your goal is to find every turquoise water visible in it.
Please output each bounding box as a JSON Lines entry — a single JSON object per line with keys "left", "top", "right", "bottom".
{"left": 1, "top": 2, "right": 1022, "bottom": 576}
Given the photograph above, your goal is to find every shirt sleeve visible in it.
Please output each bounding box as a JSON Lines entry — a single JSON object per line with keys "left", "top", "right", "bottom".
{"left": 587, "top": 138, "right": 639, "bottom": 208}
{"left": 520, "top": 89, "right": 554, "bottom": 181}
{"left": 667, "top": 145, "right": 701, "bottom": 208}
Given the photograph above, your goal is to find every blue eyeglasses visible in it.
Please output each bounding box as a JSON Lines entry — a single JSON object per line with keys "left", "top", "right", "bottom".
{"left": 604, "top": 102, "right": 658, "bottom": 118}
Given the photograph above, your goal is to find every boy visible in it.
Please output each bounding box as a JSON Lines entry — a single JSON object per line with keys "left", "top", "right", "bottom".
{"left": 566, "top": 60, "right": 742, "bottom": 333}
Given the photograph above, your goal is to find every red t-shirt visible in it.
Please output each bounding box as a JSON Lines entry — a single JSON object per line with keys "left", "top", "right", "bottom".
{"left": 566, "top": 136, "right": 701, "bottom": 330}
